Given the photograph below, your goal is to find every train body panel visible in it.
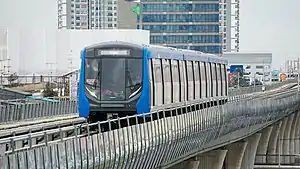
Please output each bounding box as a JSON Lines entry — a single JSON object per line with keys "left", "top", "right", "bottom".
{"left": 78, "top": 41, "right": 229, "bottom": 121}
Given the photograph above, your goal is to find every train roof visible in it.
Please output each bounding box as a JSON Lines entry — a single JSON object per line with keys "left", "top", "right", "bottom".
{"left": 145, "top": 44, "right": 228, "bottom": 64}
{"left": 84, "top": 41, "right": 228, "bottom": 64}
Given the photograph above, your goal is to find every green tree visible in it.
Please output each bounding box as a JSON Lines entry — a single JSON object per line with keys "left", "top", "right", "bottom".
{"left": 43, "top": 82, "right": 58, "bottom": 97}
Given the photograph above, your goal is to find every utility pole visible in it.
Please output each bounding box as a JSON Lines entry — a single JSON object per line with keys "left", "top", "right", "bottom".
{"left": 297, "top": 57, "right": 300, "bottom": 94}
{"left": 262, "top": 60, "right": 266, "bottom": 92}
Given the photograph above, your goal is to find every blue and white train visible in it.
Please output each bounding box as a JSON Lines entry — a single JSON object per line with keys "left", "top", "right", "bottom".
{"left": 78, "top": 41, "right": 228, "bottom": 122}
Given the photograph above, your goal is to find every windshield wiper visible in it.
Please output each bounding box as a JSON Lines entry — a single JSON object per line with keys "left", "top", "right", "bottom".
{"left": 93, "top": 70, "right": 101, "bottom": 88}
{"left": 126, "top": 82, "right": 141, "bottom": 88}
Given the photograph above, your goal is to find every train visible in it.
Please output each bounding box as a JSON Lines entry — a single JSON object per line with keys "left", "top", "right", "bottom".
{"left": 78, "top": 41, "right": 229, "bottom": 122}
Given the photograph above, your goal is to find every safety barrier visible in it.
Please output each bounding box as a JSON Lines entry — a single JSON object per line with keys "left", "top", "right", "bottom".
{"left": 0, "top": 100, "right": 78, "bottom": 124}
{"left": 1, "top": 90, "right": 300, "bottom": 169}
{"left": 228, "top": 79, "right": 297, "bottom": 96}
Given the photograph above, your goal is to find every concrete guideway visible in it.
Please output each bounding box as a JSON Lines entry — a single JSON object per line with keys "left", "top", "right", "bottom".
{"left": 0, "top": 114, "right": 80, "bottom": 130}
{"left": 1, "top": 88, "right": 299, "bottom": 169}
{"left": 0, "top": 115, "right": 85, "bottom": 138}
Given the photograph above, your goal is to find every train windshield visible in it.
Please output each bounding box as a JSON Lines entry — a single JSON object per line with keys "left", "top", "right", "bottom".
{"left": 85, "top": 57, "right": 142, "bottom": 101}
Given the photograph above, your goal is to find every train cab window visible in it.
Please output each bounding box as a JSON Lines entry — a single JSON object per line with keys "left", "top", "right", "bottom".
{"left": 126, "top": 59, "right": 143, "bottom": 98}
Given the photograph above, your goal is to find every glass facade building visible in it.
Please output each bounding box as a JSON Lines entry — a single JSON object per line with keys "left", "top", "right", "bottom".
{"left": 137, "top": 0, "right": 222, "bottom": 54}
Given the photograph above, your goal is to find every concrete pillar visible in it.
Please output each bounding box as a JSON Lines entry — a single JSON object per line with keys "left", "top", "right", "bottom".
{"left": 198, "top": 149, "right": 228, "bottom": 169}
{"left": 283, "top": 115, "right": 293, "bottom": 164}
{"left": 255, "top": 126, "right": 273, "bottom": 164}
{"left": 266, "top": 121, "right": 282, "bottom": 163}
{"left": 294, "top": 111, "right": 300, "bottom": 154}
{"left": 241, "top": 133, "right": 261, "bottom": 169}
{"left": 169, "top": 159, "right": 200, "bottom": 169}
{"left": 276, "top": 117, "right": 288, "bottom": 164}
{"left": 289, "top": 112, "right": 299, "bottom": 164}
{"left": 226, "top": 141, "right": 248, "bottom": 169}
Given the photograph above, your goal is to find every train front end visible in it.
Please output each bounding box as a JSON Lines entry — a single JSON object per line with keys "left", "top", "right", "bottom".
{"left": 78, "top": 42, "right": 148, "bottom": 122}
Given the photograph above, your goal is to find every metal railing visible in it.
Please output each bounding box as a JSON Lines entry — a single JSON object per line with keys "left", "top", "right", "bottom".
{"left": 229, "top": 79, "right": 297, "bottom": 96}
{"left": 255, "top": 154, "right": 300, "bottom": 165}
{"left": 1, "top": 90, "right": 300, "bottom": 169}
{"left": 0, "top": 100, "right": 78, "bottom": 124}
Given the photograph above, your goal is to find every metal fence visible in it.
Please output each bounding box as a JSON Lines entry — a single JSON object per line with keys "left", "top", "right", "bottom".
{"left": 228, "top": 79, "right": 297, "bottom": 96}
{"left": 0, "top": 100, "right": 78, "bottom": 124}
{"left": 1, "top": 90, "right": 300, "bottom": 169}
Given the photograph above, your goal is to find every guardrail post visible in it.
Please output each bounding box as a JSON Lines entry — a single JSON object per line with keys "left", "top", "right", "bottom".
{"left": 0, "top": 144, "right": 5, "bottom": 169}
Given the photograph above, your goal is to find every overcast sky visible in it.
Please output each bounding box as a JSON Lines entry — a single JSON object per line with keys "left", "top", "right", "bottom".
{"left": 0, "top": 0, "right": 299, "bottom": 71}
{"left": 239, "top": 0, "right": 300, "bottom": 69}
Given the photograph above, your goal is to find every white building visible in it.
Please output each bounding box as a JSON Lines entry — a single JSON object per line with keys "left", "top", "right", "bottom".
{"left": 223, "top": 52, "right": 272, "bottom": 83}
{"left": 58, "top": 0, "right": 118, "bottom": 29}
{"left": 0, "top": 29, "right": 150, "bottom": 76}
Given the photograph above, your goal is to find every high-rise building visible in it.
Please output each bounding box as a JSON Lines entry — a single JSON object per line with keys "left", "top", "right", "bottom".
{"left": 136, "top": 0, "right": 222, "bottom": 54}
{"left": 57, "top": 0, "right": 240, "bottom": 54}
{"left": 220, "top": 0, "right": 240, "bottom": 52}
{"left": 58, "top": 0, "right": 118, "bottom": 29}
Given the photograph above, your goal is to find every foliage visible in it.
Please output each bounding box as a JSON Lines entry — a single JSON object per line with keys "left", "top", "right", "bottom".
{"left": 229, "top": 68, "right": 249, "bottom": 87}
{"left": 43, "top": 82, "right": 58, "bottom": 97}
{"left": 7, "top": 73, "right": 18, "bottom": 83}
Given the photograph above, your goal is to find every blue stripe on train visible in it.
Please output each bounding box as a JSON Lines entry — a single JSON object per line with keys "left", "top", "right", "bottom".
{"left": 136, "top": 47, "right": 151, "bottom": 115}
{"left": 78, "top": 48, "right": 90, "bottom": 118}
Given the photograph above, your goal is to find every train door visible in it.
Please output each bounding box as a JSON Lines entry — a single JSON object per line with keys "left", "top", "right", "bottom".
{"left": 163, "top": 59, "right": 172, "bottom": 104}
{"left": 187, "top": 61, "right": 194, "bottom": 101}
{"left": 149, "top": 59, "right": 154, "bottom": 106}
{"left": 179, "top": 60, "right": 186, "bottom": 102}
{"left": 194, "top": 61, "right": 200, "bottom": 100}
{"left": 216, "top": 63, "right": 222, "bottom": 97}
{"left": 206, "top": 63, "right": 211, "bottom": 98}
{"left": 200, "top": 62, "right": 206, "bottom": 99}
{"left": 171, "top": 60, "right": 180, "bottom": 103}
{"left": 152, "top": 59, "right": 163, "bottom": 105}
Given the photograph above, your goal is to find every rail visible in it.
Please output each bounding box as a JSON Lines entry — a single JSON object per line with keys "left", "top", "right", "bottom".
{"left": 1, "top": 90, "right": 300, "bottom": 169}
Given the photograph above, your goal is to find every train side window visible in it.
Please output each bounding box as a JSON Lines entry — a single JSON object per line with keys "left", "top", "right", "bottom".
{"left": 163, "top": 59, "right": 171, "bottom": 83}
{"left": 153, "top": 59, "right": 162, "bottom": 83}
{"left": 153, "top": 59, "right": 163, "bottom": 105}
{"left": 171, "top": 60, "right": 179, "bottom": 103}
{"left": 172, "top": 61, "right": 179, "bottom": 82}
